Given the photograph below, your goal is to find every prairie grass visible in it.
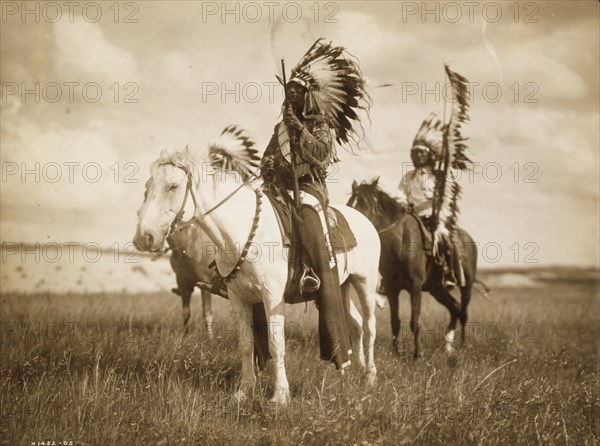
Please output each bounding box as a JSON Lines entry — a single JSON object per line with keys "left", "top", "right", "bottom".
{"left": 1, "top": 277, "right": 598, "bottom": 445}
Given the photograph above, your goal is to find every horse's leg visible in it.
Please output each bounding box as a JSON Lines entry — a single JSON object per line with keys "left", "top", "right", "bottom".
{"left": 408, "top": 282, "right": 422, "bottom": 359}
{"left": 229, "top": 294, "right": 256, "bottom": 401}
{"left": 341, "top": 281, "right": 365, "bottom": 369}
{"left": 459, "top": 284, "right": 472, "bottom": 345}
{"left": 386, "top": 281, "right": 402, "bottom": 355}
{"left": 430, "top": 285, "right": 461, "bottom": 353}
{"left": 200, "top": 289, "right": 214, "bottom": 339}
{"left": 263, "top": 300, "right": 290, "bottom": 404}
{"left": 349, "top": 274, "right": 377, "bottom": 384}
{"left": 173, "top": 276, "right": 193, "bottom": 333}
{"left": 458, "top": 233, "right": 477, "bottom": 346}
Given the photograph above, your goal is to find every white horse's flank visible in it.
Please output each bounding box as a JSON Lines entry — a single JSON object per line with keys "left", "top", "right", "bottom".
{"left": 134, "top": 147, "right": 381, "bottom": 404}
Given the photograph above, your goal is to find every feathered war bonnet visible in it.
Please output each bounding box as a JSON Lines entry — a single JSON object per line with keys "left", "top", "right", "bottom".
{"left": 207, "top": 125, "right": 260, "bottom": 181}
{"left": 285, "top": 38, "right": 372, "bottom": 152}
{"left": 411, "top": 112, "right": 445, "bottom": 161}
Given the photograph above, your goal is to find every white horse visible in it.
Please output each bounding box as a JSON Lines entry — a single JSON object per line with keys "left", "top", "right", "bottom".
{"left": 162, "top": 126, "right": 263, "bottom": 336}
{"left": 133, "top": 146, "right": 381, "bottom": 404}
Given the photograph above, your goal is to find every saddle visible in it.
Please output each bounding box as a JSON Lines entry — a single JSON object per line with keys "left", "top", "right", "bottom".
{"left": 264, "top": 186, "right": 357, "bottom": 304}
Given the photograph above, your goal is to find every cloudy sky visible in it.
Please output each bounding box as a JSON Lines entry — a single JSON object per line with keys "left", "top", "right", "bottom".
{"left": 1, "top": 1, "right": 598, "bottom": 268}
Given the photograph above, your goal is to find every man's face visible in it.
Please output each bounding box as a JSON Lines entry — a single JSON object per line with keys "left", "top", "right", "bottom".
{"left": 286, "top": 82, "right": 306, "bottom": 107}
{"left": 411, "top": 148, "right": 431, "bottom": 167}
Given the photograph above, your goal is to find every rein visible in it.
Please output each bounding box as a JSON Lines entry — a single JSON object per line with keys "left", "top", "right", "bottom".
{"left": 378, "top": 219, "right": 402, "bottom": 235}
{"left": 165, "top": 163, "right": 257, "bottom": 238}
{"left": 214, "top": 187, "right": 263, "bottom": 282}
{"left": 162, "top": 161, "right": 262, "bottom": 283}
{"left": 166, "top": 164, "right": 198, "bottom": 237}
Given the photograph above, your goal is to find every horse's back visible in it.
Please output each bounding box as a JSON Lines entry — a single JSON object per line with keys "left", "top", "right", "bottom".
{"left": 332, "top": 204, "right": 380, "bottom": 249}
{"left": 331, "top": 204, "right": 381, "bottom": 279}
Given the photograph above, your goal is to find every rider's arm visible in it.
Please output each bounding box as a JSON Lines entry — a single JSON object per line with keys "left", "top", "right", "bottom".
{"left": 298, "top": 117, "right": 333, "bottom": 165}
{"left": 397, "top": 173, "right": 411, "bottom": 205}
{"left": 260, "top": 125, "right": 280, "bottom": 181}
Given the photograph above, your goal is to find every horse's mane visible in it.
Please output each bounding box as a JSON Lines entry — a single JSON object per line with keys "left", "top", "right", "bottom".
{"left": 355, "top": 179, "right": 406, "bottom": 220}
{"left": 151, "top": 147, "right": 204, "bottom": 180}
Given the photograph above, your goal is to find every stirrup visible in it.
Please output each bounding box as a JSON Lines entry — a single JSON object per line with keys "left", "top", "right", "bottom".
{"left": 300, "top": 266, "right": 320, "bottom": 293}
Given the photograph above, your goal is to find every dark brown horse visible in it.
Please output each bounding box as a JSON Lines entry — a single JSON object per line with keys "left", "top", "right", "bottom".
{"left": 348, "top": 178, "right": 487, "bottom": 358}
{"left": 167, "top": 224, "right": 214, "bottom": 337}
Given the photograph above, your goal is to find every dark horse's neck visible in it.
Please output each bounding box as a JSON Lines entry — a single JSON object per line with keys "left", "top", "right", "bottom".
{"left": 375, "top": 188, "right": 406, "bottom": 228}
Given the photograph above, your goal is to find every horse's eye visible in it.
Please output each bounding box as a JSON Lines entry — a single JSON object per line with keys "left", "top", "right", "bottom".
{"left": 168, "top": 183, "right": 179, "bottom": 192}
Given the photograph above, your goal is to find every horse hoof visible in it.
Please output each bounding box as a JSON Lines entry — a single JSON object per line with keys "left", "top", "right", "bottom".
{"left": 233, "top": 390, "right": 246, "bottom": 403}
{"left": 447, "top": 355, "right": 459, "bottom": 368}
{"left": 233, "top": 389, "right": 248, "bottom": 403}
{"left": 366, "top": 368, "right": 377, "bottom": 386}
{"left": 392, "top": 338, "right": 401, "bottom": 356}
{"left": 270, "top": 388, "right": 291, "bottom": 405}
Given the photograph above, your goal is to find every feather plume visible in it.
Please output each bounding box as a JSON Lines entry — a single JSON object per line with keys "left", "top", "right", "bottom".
{"left": 289, "top": 38, "right": 371, "bottom": 151}
{"left": 435, "top": 65, "right": 472, "bottom": 235}
{"left": 207, "top": 125, "right": 260, "bottom": 180}
{"left": 444, "top": 65, "right": 471, "bottom": 171}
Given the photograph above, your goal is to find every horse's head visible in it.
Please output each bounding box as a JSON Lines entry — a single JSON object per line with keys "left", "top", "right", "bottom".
{"left": 133, "top": 150, "right": 197, "bottom": 253}
{"left": 133, "top": 126, "right": 260, "bottom": 253}
{"left": 347, "top": 178, "right": 383, "bottom": 226}
{"left": 347, "top": 177, "right": 404, "bottom": 230}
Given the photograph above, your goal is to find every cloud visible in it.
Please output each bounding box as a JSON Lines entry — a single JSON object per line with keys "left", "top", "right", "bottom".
{"left": 52, "top": 17, "right": 138, "bottom": 80}
{"left": 1, "top": 2, "right": 598, "bottom": 267}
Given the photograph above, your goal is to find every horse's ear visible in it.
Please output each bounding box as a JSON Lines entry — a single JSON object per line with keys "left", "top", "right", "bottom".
{"left": 373, "top": 176, "right": 380, "bottom": 186}
{"left": 352, "top": 180, "right": 358, "bottom": 191}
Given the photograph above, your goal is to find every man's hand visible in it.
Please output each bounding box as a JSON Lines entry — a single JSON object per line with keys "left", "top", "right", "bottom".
{"left": 283, "top": 105, "right": 304, "bottom": 132}
{"left": 260, "top": 155, "right": 275, "bottom": 178}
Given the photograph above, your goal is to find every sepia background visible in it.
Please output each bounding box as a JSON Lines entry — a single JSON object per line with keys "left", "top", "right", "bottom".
{"left": 1, "top": 1, "right": 598, "bottom": 277}
{"left": 1, "top": 2, "right": 598, "bottom": 445}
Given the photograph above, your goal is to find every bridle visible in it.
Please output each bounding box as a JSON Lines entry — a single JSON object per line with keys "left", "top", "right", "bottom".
{"left": 157, "top": 161, "right": 262, "bottom": 283}
{"left": 165, "top": 164, "right": 198, "bottom": 238}
{"left": 161, "top": 162, "right": 257, "bottom": 238}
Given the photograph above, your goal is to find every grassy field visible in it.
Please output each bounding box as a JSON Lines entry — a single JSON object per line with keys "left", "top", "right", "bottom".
{"left": 1, "top": 272, "right": 598, "bottom": 445}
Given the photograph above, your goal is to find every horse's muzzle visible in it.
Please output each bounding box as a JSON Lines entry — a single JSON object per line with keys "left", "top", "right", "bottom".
{"left": 133, "top": 230, "right": 163, "bottom": 252}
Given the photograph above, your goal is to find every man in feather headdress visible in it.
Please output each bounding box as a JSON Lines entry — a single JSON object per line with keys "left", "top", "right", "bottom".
{"left": 399, "top": 65, "right": 473, "bottom": 290}
{"left": 397, "top": 112, "right": 458, "bottom": 289}
{"left": 261, "top": 38, "right": 370, "bottom": 370}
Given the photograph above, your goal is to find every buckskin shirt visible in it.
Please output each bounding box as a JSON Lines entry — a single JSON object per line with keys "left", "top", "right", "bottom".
{"left": 262, "top": 115, "right": 333, "bottom": 189}
{"left": 398, "top": 167, "right": 436, "bottom": 217}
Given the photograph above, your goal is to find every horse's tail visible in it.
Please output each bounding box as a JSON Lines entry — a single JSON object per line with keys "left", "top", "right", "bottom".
{"left": 474, "top": 278, "right": 491, "bottom": 298}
